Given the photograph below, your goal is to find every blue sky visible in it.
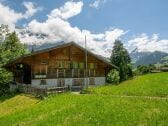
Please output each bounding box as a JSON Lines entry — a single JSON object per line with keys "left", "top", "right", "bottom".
{"left": 0, "top": 0, "right": 168, "bottom": 56}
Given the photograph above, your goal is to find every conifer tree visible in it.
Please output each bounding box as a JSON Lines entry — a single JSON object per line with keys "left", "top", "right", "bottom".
{"left": 110, "top": 40, "right": 133, "bottom": 81}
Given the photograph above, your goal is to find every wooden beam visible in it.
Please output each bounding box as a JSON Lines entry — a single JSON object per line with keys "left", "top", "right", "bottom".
{"left": 56, "top": 69, "right": 58, "bottom": 78}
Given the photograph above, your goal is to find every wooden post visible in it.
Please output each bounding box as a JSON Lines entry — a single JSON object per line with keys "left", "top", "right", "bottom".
{"left": 72, "top": 69, "right": 74, "bottom": 78}
{"left": 85, "top": 35, "right": 88, "bottom": 88}
{"left": 56, "top": 69, "right": 58, "bottom": 78}
{"left": 64, "top": 69, "right": 66, "bottom": 78}
{"left": 46, "top": 65, "right": 48, "bottom": 75}
{"left": 78, "top": 69, "right": 80, "bottom": 78}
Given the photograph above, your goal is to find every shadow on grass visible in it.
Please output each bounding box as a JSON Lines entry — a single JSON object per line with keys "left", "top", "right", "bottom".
{"left": 0, "top": 92, "right": 20, "bottom": 103}
{"left": 0, "top": 93, "right": 42, "bottom": 104}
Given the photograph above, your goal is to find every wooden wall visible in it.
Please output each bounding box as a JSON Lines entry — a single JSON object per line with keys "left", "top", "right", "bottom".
{"left": 13, "top": 45, "right": 112, "bottom": 79}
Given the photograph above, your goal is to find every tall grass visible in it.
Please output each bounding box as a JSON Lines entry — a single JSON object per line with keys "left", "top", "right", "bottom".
{"left": 0, "top": 73, "right": 168, "bottom": 125}
{"left": 0, "top": 94, "right": 39, "bottom": 118}
{"left": 88, "top": 72, "right": 168, "bottom": 97}
{"left": 0, "top": 94, "right": 168, "bottom": 126}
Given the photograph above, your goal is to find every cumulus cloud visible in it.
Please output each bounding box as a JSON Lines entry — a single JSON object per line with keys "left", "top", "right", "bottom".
{"left": 26, "top": 1, "right": 125, "bottom": 57}
{"left": 127, "top": 34, "right": 168, "bottom": 53}
{"left": 0, "top": 2, "right": 41, "bottom": 29}
{"left": 4, "top": 0, "right": 167, "bottom": 58}
{"left": 0, "top": 3, "right": 23, "bottom": 29}
{"left": 23, "top": 2, "right": 42, "bottom": 19}
{"left": 89, "top": 0, "right": 107, "bottom": 9}
{"left": 27, "top": 19, "right": 125, "bottom": 56}
{"left": 48, "top": 1, "right": 83, "bottom": 20}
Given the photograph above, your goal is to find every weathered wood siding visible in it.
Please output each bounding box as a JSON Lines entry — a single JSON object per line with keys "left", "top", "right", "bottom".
{"left": 11, "top": 44, "right": 113, "bottom": 85}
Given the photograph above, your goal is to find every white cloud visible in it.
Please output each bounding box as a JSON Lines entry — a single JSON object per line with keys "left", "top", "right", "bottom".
{"left": 89, "top": 0, "right": 107, "bottom": 9}
{"left": 19, "top": 1, "right": 125, "bottom": 57}
{"left": 89, "top": 0, "right": 101, "bottom": 9}
{"left": 0, "top": 0, "right": 126, "bottom": 57}
{"left": 23, "top": 2, "right": 42, "bottom": 19}
{"left": 127, "top": 34, "right": 168, "bottom": 53}
{"left": 5, "top": 0, "right": 168, "bottom": 58}
{"left": 0, "top": 2, "right": 41, "bottom": 29}
{"left": 27, "top": 19, "right": 125, "bottom": 57}
{"left": 0, "top": 3, "right": 23, "bottom": 29}
{"left": 48, "top": 1, "right": 83, "bottom": 20}
{"left": 27, "top": 1, "right": 126, "bottom": 56}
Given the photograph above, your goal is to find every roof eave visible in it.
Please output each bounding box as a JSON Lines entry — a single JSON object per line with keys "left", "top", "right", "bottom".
{"left": 5, "top": 42, "right": 118, "bottom": 69}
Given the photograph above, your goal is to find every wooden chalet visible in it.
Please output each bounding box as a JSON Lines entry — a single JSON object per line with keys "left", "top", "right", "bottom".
{"left": 6, "top": 42, "right": 117, "bottom": 91}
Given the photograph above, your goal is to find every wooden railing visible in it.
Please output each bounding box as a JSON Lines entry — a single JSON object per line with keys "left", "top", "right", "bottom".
{"left": 16, "top": 83, "right": 69, "bottom": 95}
{"left": 47, "top": 86, "right": 68, "bottom": 94}
{"left": 34, "top": 69, "right": 104, "bottom": 79}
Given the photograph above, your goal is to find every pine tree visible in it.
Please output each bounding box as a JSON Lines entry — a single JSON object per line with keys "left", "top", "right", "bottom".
{"left": 110, "top": 40, "right": 133, "bottom": 81}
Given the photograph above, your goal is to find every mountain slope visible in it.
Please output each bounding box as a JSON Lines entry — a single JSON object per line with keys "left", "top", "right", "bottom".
{"left": 135, "top": 51, "right": 168, "bottom": 66}
{"left": 130, "top": 49, "right": 168, "bottom": 66}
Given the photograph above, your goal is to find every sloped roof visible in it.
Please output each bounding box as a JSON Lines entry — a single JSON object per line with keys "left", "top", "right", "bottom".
{"left": 6, "top": 42, "right": 118, "bottom": 69}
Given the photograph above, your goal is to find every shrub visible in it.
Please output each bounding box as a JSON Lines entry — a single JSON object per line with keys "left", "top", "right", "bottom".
{"left": 0, "top": 68, "right": 13, "bottom": 96}
{"left": 107, "top": 69, "right": 120, "bottom": 84}
{"left": 135, "top": 64, "right": 158, "bottom": 75}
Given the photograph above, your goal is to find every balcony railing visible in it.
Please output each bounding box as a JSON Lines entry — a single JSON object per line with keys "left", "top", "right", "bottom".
{"left": 33, "top": 69, "right": 104, "bottom": 79}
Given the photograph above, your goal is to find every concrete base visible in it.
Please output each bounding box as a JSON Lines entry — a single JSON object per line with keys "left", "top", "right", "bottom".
{"left": 31, "top": 77, "right": 105, "bottom": 89}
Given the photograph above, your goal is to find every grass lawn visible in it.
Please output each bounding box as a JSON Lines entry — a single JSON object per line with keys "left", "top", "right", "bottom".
{"left": 0, "top": 72, "right": 168, "bottom": 126}
{"left": 0, "top": 94, "right": 39, "bottom": 118}
{"left": 0, "top": 94, "right": 168, "bottom": 126}
{"left": 87, "top": 72, "right": 168, "bottom": 97}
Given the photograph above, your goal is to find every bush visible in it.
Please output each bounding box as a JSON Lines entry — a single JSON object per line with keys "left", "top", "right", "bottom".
{"left": 135, "top": 64, "right": 158, "bottom": 75}
{"left": 0, "top": 68, "right": 13, "bottom": 96}
{"left": 107, "top": 69, "right": 120, "bottom": 84}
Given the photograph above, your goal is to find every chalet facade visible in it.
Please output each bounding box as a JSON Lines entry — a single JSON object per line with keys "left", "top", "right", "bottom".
{"left": 6, "top": 42, "right": 117, "bottom": 89}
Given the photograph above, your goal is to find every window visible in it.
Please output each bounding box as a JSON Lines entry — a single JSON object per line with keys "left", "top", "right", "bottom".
{"left": 90, "top": 70, "right": 95, "bottom": 77}
{"left": 40, "top": 80, "right": 47, "bottom": 85}
{"left": 57, "top": 79, "right": 65, "bottom": 87}
{"left": 41, "top": 64, "right": 47, "bottom": 75}
{"left": 89, "top": 78, "right": 95, "bottom": 85}
{"left": 88, "top": 63, "right": 97, "bottom": 69}
{"left": 73, "top": 62, "right": 78, "bottom": 69}
{"left": 58, "top": 69, "right": 65, "bottom": 78}
{"left": 58, "top": 61, "right": 64, "bottom": 68}
{"left": 48, "top": 68, "right": 57, "bottom": 78}
{"left": 89, "top": 63, "right": 94, "bottom": 69}
{"left": 16, "top": 64, "right": 24, "bottom": 70}
{"left": 94, "top": 63, "right": 97, "bottom": 69}
{"left": 73, "top": 69, "right": 79, "bottom": 77}
{"left": 73, "top": 78, "right": 84, "bottom": 86}
{"left": 65, "top": 69, "right": 72, "bottom": 78}
{"left": 57, "top": 60, "right": 70, "bottom": 68}
{"left": 79, "top": 69, "right": 84, "bottom": 77}
{"left": 65, "top": 61, "right": 70, "bottom": 68}
{"left": 79, "top": 62, "right": 84, "bottom": 69}
{"left": 34, "top": 63, "right": 47, "bottom": 78}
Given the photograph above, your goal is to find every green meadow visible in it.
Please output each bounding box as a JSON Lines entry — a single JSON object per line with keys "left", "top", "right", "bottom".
{"left": 0, "top": 72, "right": 168, "bottom": 126}
{"left": 87, "top": 72, "right": 168, "bottom": 97}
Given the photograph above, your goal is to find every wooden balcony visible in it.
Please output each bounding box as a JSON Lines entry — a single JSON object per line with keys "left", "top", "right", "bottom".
{"left": 33, "top": 68, "right": 105, "bottom": 79}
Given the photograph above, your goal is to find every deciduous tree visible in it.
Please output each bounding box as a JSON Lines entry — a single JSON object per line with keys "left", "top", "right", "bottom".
{"left": 0, "top": 24, "right": 28, "bottom": 95}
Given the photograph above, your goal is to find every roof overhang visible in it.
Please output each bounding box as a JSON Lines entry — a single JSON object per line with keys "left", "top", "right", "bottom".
{"left": 5, "top": 42, "right": 118, "bottom": 69}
